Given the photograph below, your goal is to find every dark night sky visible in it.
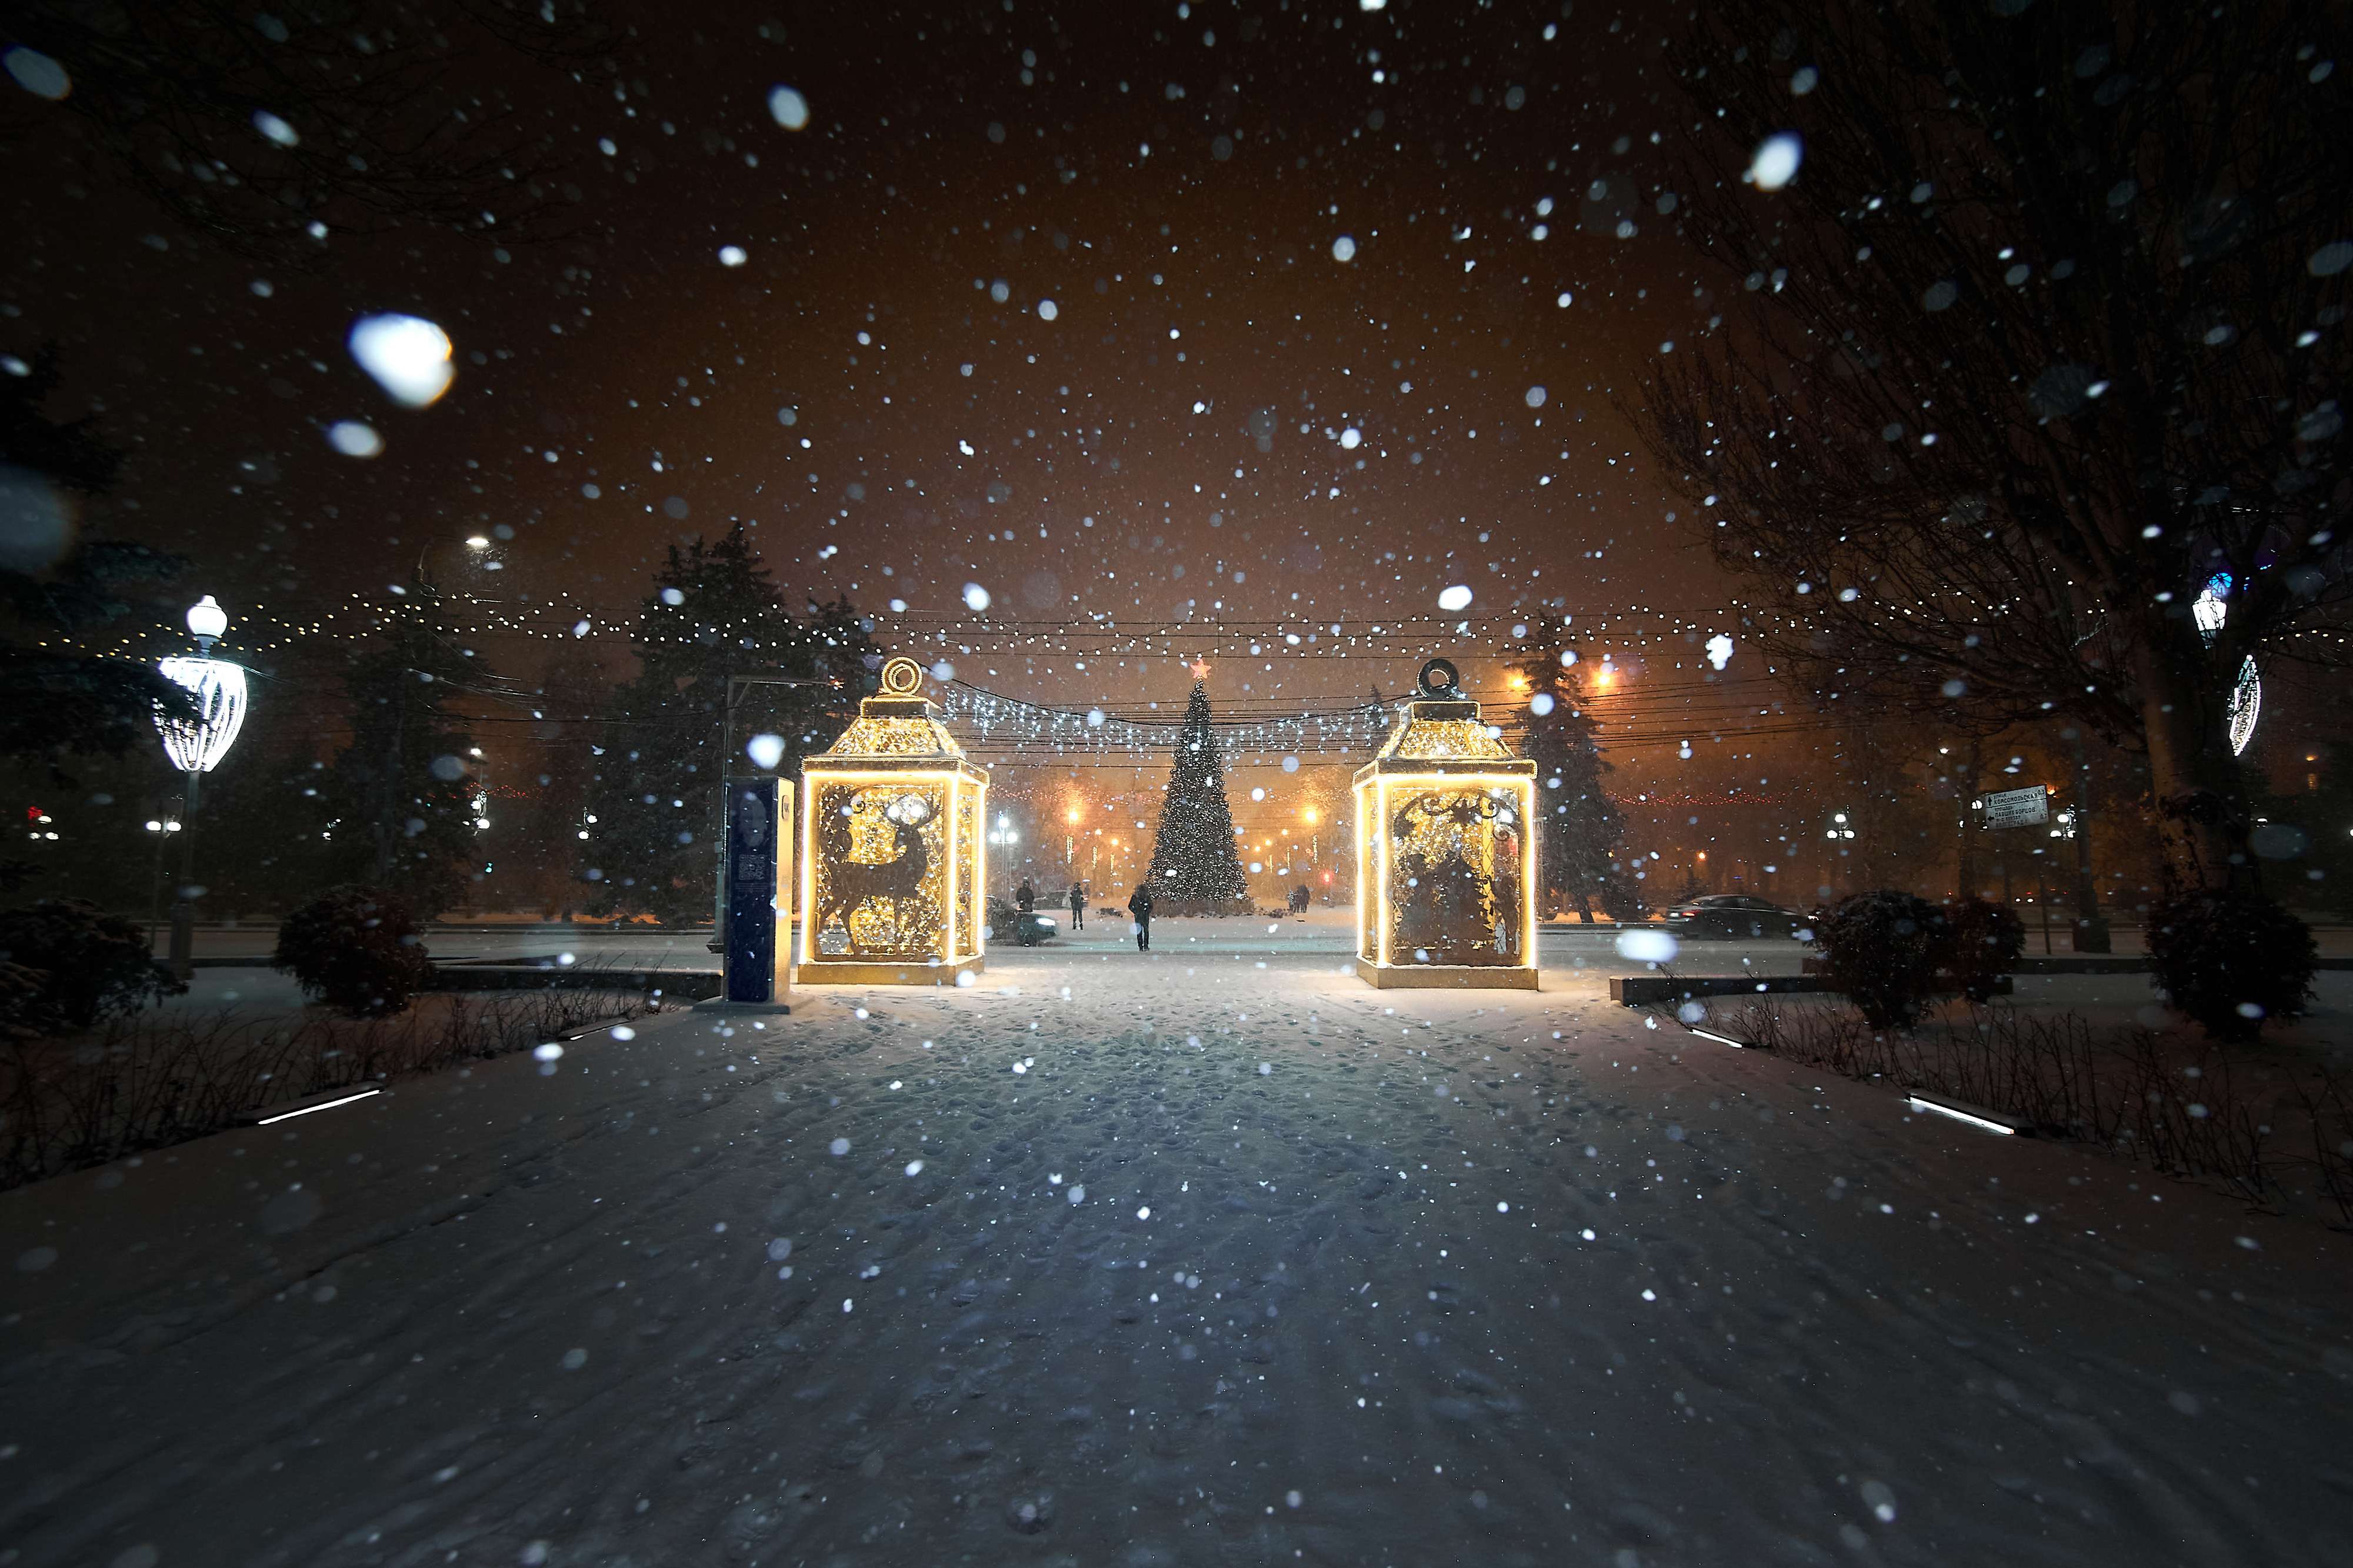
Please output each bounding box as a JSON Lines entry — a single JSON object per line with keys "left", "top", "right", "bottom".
{"left": 5, "top": 0, "right": 1848, "bottom": 875}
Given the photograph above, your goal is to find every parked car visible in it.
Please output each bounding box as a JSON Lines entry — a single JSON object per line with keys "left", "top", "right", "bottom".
{"left": 1662, "top": 894, "right": 1806, "bottom": 940}
{"left": 986, "top": 896, "right": 1059, "bottom": 946}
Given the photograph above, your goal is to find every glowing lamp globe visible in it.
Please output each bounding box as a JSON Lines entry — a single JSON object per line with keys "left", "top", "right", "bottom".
{"left": 155, "top": 597, "right": 247, "bottom": 773}
{"left": 1352, "top": 658, "right": 1538, "bottom": 990}
{"left": 185, "top": 594, "right": 228, "bottom": 645}
{"left": 798, "top": 656, "right": 989, "bottom": 985}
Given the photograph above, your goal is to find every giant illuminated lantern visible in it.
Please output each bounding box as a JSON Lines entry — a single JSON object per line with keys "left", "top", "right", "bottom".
{"left": 1352, "top": 659, "right": 1538, "bottom": 989}
{"left": 798, "top": 656, "right": 988, "bottom": 985}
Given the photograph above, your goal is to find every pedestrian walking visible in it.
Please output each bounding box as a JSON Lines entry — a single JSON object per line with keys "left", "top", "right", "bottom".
{"left": 1068, "top": 881, "right": 1085, "bottom": 930}
{"left": 1016, "top": 878, "right": 1035, "bottom": 913}
{"left": 1126, "top": 882, "right": 1154, "bottom": 952}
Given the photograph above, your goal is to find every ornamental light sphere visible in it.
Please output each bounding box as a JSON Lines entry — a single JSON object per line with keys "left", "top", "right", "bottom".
{"left": 155, "top": 597, "right": 248, "bottom": 773}
{"left": 1352, "top": 658, "right": 1539, "bottom": 990}
{"left": 799, "top": 656, "right": 990, "bottom": 985}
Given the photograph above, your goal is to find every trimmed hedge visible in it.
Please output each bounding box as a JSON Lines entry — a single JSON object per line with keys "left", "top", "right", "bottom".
{"left": 1808, "top": 891, "right": 2030, "bottom": 1029}
{"left": 1809, "top": 891, "right": 1948, "bottom": 1029}
{"left": 2147, "top": 885, "right": 2316, "bottom": 1042}
{"left": 274, "top": 886, "right": 433, "bottom": 1017}
{"left": 1940, "top": 897, "right": 2026, "bottom": 1005}
{"left": 0, "top": 898, "right": 183, "bottom": 1033}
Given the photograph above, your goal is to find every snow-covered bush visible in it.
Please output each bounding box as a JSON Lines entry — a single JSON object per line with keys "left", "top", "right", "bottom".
{"left": 1809, "top": 890, "right": 1945, "bottom": 1030}
{"left": 2147, "top": 885, "right": 2315, "bottom": 1042}
{"left": 0, "top": 898, "right": 182, "bottom": 1033}
{"left": 1937, "top": 897, "right": 2024, "bottom": 1004}
{"left": 274, "top": 886, "right": 433, "bottom": 1017}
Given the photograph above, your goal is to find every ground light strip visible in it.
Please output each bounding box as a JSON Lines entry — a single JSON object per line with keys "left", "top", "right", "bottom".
{"left": 255, "top": 1087, "right": 382, "bottom": 1125}
{"left": 1659, "top": 1006, "right": 2034, "bottom": 1143}
{"left": 1905, "top": 1095, "right": 2019, "bottom": 1136}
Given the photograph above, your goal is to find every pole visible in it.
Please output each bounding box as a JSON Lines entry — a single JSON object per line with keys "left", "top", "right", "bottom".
{"left": 2068, "top": 729, "right": 2110, "bottom": 952}
{"left": 2037, "top": 855, "right": 2052, "bottom": 955}
{"left": 1955, "top": 739, "right": 1979, "bottom": 900}
{"left": 712, "top": 676, "right": 742, "bottom": 953}
{"left": 147, "top": 818, "right": 170, "bottom": 954}
{"left": 167, "top": 770, "right": 199, "bottom": 980}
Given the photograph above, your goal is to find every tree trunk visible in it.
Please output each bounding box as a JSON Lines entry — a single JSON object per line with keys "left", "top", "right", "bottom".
{"left": 2068, "top": 728, "right": 2110, "bottom": 953}
{"left": 2131, "top": 622, "right": 2246, "bottom": 893}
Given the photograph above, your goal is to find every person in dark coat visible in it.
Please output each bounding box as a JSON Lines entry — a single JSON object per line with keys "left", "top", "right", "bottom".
{"left": 1016, "top": 878, "right": 1035, "bottom": 913}
{"left": 1126, "top": 883, "right": 1154, "bottom": 952}
{"left": 1068, "top": 881, "right": 1085, "bottom": 930}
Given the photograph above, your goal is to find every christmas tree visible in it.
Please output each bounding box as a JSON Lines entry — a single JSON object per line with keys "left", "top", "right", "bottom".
{"left": 1145, "top": 683, "right": 1251, "bottom": 913}
{"left": 584, "top": 525, "right": 876, "bottom": 921}
{"left": 1512, "top": 638, "right": 1632, "bottom": 923}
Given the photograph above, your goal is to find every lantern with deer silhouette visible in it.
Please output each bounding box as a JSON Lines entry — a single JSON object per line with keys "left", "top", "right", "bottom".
{"left": 798, "top": 656, "right": 989, "bottom": 985}
{"left": 1352, "top": 658, "right": 1539, "bottom": 990}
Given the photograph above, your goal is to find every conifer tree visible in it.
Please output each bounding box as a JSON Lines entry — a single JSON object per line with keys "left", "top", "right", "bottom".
{"left": 1512, "top": 641, "right": 1630, "bottom": 923}
{"left": 583, "top": 526, "right": 875, "bottom": 922}
{"left": 327, "top": 600, "right": 486, "bottom": 916}
{"left": 1145, "top": 683, "right": 1249, "bottom": 912}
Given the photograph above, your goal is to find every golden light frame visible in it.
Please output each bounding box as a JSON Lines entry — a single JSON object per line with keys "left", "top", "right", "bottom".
{"left": 798, "top": 656, "right": 989, "bottom": 985}
{"left": 1352, "top": 658, "right": 1538, "bottom": 990}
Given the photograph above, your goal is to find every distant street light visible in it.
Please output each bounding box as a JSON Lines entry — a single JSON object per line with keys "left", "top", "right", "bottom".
{"left": 154, "top": 596, "right": 249, "bottom": 979}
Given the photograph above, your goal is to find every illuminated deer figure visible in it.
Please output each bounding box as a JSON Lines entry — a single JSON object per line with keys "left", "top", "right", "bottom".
{"left": 818, "top": 793, "right": 932, "bottom": 953}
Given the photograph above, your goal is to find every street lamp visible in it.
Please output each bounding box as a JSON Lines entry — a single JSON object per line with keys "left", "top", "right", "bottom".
{"left": 143, "top": 815, "right": 181, "bottom": 950}
{"left": 154, "top": 595, "right": 249, "bottom": 978}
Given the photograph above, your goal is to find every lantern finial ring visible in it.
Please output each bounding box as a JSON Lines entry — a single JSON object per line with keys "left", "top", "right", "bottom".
{"left": 1417, "top": 658, "right": 1461, "bottom": 698}
{"left": 879, "top": 656, "right": 925, "bottom": 697}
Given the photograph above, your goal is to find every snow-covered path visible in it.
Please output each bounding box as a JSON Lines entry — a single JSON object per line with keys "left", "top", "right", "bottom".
{"left": 4, "top": 955, "right": 2349, "bottom": 1568}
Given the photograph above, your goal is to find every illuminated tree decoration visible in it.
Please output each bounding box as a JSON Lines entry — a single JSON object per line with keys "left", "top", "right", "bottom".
{"left": 1352, "top": 658, "right": 1539, "bottom": 990}
{"left": 154, "top": 597, "right": 247, "bottom": 772}
{"left": 798, "top": 656, "right": 988, "bottom": 985}
{"left": 2192, "top": 573, "right": 2261, "bottom": 758}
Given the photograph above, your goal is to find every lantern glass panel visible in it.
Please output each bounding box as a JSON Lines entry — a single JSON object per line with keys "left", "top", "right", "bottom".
{"left": 1382, "top": 785, "right": 1528, "bottom": 965}
{"left": 808, "top": 783, "right": 949, "bottom": 959}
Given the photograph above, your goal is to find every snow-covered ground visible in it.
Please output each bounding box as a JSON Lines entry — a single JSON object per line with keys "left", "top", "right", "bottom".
{"left": 5, "top": 953, "right": 2349, "bottom": 1567}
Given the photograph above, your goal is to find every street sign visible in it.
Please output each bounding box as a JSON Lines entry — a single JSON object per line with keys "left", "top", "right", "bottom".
{"left": 1980, "top": 785, "right": 2049, "bottom": 829}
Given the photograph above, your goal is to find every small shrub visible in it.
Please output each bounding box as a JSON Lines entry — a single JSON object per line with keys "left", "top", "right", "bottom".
{"left": 2146, "top": 884, "right": 2316, "bottom": 1041}
{"left": 1810, "top": 890, "right": 1946, "bottom": 1029}
{"left": 1938, "top": 897, "right": 2025, "bottom": 1003}
{"left": 0, "top": 898, "right": 183, "bottom": 1033}
{"left": 274, "top": 886, "right": 434, "bottom": 1016}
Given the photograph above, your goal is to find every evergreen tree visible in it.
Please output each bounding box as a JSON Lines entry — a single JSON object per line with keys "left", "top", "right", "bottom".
{"left": 323, "top": 602, "right": 485, "bottom": 916}
{"left": 584, "top": 526, "right": 876, "bottom": 922}
{"left": 0, "top": 344, "right": 190, "bottom": 776}
{"left": 490, "top": 653, "right": 610, "bottom": 918}
{"left": 186, "top": 709, "right": 339, "bottom": 913}
{"left": 1145, "top": 683, "right": 1249, "bottom": 912}
{"left": 1512, "top": 641, "right": 1629, "bottom": 923}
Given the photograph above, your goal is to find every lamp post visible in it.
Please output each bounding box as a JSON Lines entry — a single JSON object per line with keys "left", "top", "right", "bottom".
{"left": 144, "top": 815, "right": 181, "bottom": 951}
{"left": 154, "top": 596, "right": 249, "bottom": 979}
